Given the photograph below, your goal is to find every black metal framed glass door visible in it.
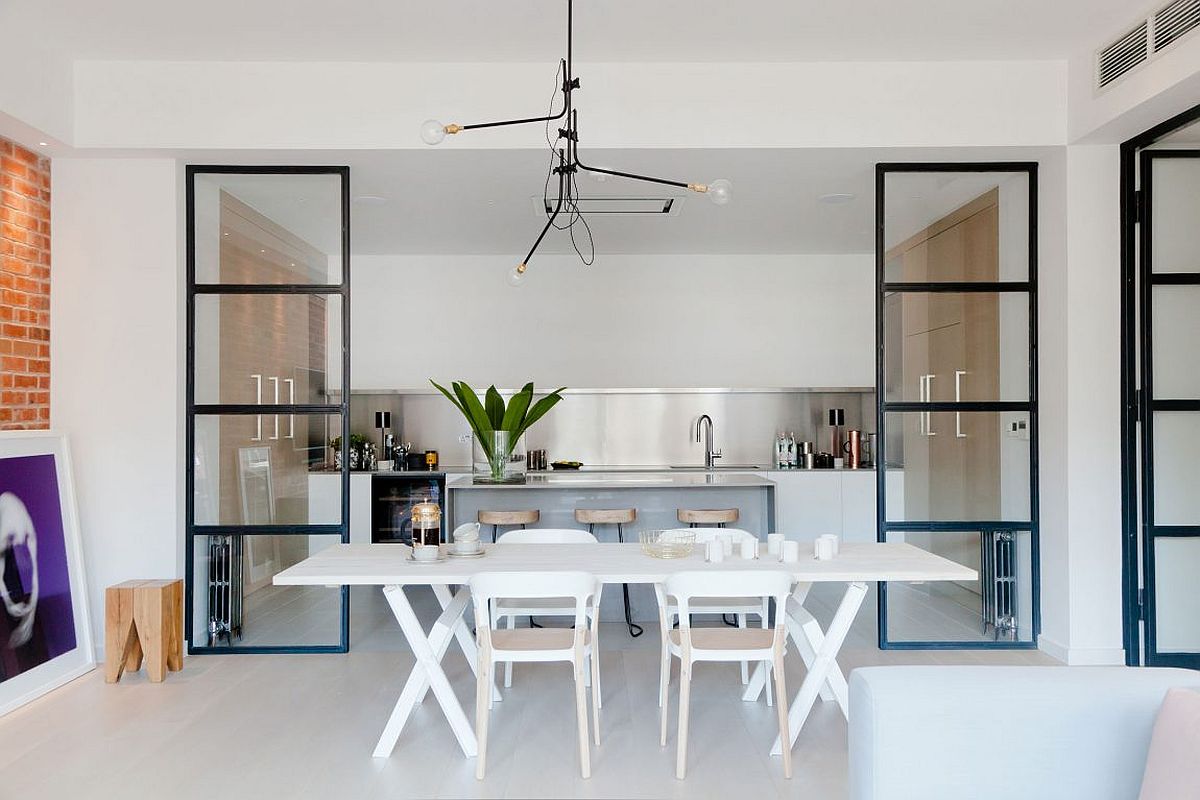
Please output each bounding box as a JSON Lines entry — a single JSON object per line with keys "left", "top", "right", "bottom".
{"left": 185, "top": 166, "right": 350, "bottom": 654}
{"left": 1136, "top": 149, "right": 1200, "bottom": 668}
{"left": 876, "top": 163, "right": 1040, "bottom": 649}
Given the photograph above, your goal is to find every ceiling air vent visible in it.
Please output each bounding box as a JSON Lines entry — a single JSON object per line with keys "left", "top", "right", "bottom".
{"left": 1098, "top": 21, "right": 1149, "bottom": 88}
{"left": 1154, "top": 0, "right": 1200, "bottom": 51}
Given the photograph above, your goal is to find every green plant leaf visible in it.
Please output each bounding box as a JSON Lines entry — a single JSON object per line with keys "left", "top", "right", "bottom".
{"left": 453, "top": 381, "right": 495, "bottom": 458}
{"left": 485, "top": 385, "right": 505, "bottom": 429}
{"left": 500, "top": 383, "right": 534, "bottom": 432}
{"left": 515, "top": 387, "right": 566, "bottom": 439}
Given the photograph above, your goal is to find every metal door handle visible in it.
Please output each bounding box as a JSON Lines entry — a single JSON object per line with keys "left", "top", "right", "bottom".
{"left": 251, "top": 374, "right": 263, "bottom": 441}
{"left": 923, "top": 374, "right": 937, "bottom": 437}
{"left": 284, "top": 378, "right": 295, "bottom": 439}
{"left": 269, "top": 376, "right": 280, "bottom": 440}
{"left": 917, "top": 375, "right": 925, "bottom": 434}
{"left": 955, "top": 370, "right": 967, "bottom": 438}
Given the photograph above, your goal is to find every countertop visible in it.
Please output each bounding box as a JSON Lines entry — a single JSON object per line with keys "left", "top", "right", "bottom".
{"left": 445, "top": 471, "right": 777, "bottom": 490}
{"left": 313, "top": 465, "right": 875, "bottom": 477}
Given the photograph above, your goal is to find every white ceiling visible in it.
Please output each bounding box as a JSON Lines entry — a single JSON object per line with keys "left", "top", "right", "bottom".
{"left": 196, "top": 146, "right": 1056, "bottom": 256}
{"left": 12, "top": 0, "right": 1138, "bottom": 63}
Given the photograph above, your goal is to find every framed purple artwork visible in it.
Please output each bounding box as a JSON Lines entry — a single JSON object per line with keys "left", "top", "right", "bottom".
{"left": 0, "top": 432, "right": 93, "bottom": 717}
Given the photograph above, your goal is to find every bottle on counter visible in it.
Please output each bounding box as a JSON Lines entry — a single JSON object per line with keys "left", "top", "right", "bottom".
{"left": 776, "top": 433, "right": 788, "bottom": 469}
{"left": 786, "top": 431, "right": 797, "bottom": 468}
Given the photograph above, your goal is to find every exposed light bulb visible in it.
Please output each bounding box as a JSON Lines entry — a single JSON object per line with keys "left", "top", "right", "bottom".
{"left": 420, "top": 119, "right": 447, "bottom": 146}
{"left": 707, "top": 179, "right": 733, "bottom": 206}
{"left": 507, "top": 263, "right": 527, "bottom": 287}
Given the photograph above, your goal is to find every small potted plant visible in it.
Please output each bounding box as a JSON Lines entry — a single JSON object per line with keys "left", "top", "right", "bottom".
{"left": 431, "top": 380, "right": 564, "bottom": 483}
{"left": 329, "top": 433, "right": 372, "bottom": 471}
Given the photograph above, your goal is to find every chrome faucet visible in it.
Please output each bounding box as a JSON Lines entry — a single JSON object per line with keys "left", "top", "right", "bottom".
{"left": 695, "top": 414, "right": 723, "bottom": 469}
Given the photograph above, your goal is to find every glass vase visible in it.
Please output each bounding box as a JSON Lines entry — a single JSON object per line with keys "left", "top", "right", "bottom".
{"left": 472, "top": 430, "right": 527, "bottom": 484}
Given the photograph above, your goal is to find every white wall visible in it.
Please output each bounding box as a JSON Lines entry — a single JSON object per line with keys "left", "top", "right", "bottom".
{"left": 352, "top": 254, "right": 874, "bottom": 390}
{"left": 0, "top": 37, "right": 73, "bottom": 145}
{"left": 50, "top": 158, "right": 184, "bottom": 654}
{"left": 72, "top": 60, "right": 1068, "bottom": 150}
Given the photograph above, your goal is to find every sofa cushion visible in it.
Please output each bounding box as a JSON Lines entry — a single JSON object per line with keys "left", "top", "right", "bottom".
{"left": 1138, "top": 688, "right": 1200, "bottom": 800}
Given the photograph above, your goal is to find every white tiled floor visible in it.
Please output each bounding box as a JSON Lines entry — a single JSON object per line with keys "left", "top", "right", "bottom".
{"left": 0, "top": 585, "right": 1055, "bottom": 800}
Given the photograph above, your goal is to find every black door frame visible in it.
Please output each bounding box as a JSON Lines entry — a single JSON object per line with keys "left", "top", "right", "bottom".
{"left": 875, "top": 162, "right": 1041, "bottom": 650}
{"left": 1120, "top": 103, "right": 1200, "bottom": 667}
{"left": 184, "top": 165, "right": 352, "bottom": 654}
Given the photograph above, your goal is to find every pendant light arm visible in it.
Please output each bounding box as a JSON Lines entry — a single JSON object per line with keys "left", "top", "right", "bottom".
{"left": 447, "top": 59, "right": 570, "bottom": 135}
{"left": 521, "top": 156, "right": 569, "bottom": 269}
{"left": 574, "top": 157, "right": 693, "bottom": 191}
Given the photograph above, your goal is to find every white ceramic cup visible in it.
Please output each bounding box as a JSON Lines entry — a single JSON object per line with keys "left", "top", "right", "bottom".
{"left": 452, "top": 539, "right": 480, "bottom": 555}
{"left": 740, "top": 539, "right": 757, "bottom": 560}
{"left": 814, "top": 538, "right": 834, "bottom": 561}
{"left": 819, "top": 533, "right": 840, "bottom": 557}
{"left": 707, "top": 539, "right": 725, "bottom": 563}
{"left": 781, "top": 540, "right": 800, "bottom": 564}
{"left": 719, "top": 533, "right": 734, "bottom": 556}
{"left": 767, "top": 533, "right": 785, "bottom": 558}
{"left": 412, "top": 544, "right": 440, "bottom": 562}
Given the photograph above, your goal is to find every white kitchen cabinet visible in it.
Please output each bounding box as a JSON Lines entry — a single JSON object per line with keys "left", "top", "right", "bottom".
{"left": 839, "top": 471, "right": 878, "bottom": 543}
{"left": 307, "top": 473, "right": 372, "bottom": 544}
{"left": 767, "top": 471, "right": 843, "bottom": 541}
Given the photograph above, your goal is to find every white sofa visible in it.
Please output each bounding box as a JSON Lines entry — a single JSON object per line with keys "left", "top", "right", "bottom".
{"left": 849, "top": 665, "right": 1199, "bottom": 800}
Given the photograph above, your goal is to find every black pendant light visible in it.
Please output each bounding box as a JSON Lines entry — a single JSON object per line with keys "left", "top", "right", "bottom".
{"left": 420, "top": 0, "right": 732, "bottom": 285}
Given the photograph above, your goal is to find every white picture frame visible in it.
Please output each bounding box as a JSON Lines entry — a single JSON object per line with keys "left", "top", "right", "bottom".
{"left": 0, "top": 431, "right": 94, "bottom": 717}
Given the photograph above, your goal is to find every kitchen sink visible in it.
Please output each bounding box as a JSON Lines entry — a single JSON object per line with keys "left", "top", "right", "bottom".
{"left": 667, "top": 464, "right": 761, "bottom": 471}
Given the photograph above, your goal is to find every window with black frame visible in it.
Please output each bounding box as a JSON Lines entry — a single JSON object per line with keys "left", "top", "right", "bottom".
{"left": 875, "top": 163, "right": 1039, "bottom": 649}
{"left": 185, "top": 166, "right": 350, "bottom": 654}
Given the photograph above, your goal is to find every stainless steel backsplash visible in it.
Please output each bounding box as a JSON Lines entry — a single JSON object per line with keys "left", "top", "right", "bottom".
{"left": 349, "top": 388, "right": 875, "bottom": 468}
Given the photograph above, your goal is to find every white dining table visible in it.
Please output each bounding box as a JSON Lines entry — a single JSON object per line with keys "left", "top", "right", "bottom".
{"left": 273, "top": 541, "right": 975, "bottom": 760}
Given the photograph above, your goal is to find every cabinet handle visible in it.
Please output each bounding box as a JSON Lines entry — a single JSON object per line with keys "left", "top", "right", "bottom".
{"left": 284, "top": 378, "right": 295, "bottom": 439}
{"left": 917, "top": 376, "right": 925, "bottom": 435}
{"left": 955, "top": 370, "right": 967, "bottom": 438}
{"left": 923, "top": 374, "right": 937, "bottom": 437}
{"left": 269, "top": 376, "right": 280, "bottom": 440}
{"left": 251, "top": 374, "right": 263, "bottom": 441}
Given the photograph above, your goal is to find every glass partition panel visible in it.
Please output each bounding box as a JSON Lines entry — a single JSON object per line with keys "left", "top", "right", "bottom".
{"left": 882, "top": 291, "right": 1029, "bottom": 403}
{"left": 884, "top": 529, "right": 1033, "bottom": 644}
{"left": 1151, "top": 285, "right": 1200, "bottom": 399}
{"left": 883, "top": 171, "right": 1030, "bottom": 283}
{"left": 883, "top": 411, "right": 1031, "bottom": 522}
{"left": 194, "top": 294, "right": 342, "bottom": 406}
{"left": 193, "top": 414, "right": 341, "bottom": 526}
{"left": 1153, "top": 537, "right": 1200, "bottom": 653}
{"left": 1152, "top": 412, "right": 1200, "bottom": 526}
{"left": 194, "top": 172, "right": 343, "bottom": 285}
{"left": 191, "top": 533, "right": 343, "bottom": 649}
{"left": 1150, "top": 157, "right": 1200, "bottom": 274}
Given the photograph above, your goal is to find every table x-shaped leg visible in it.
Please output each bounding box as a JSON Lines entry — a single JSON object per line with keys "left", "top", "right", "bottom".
{"left": 373, "top": 584, "right": 480, "bottom": 759}
{"left": 742, "top": 582, "right": 839, "bottom": 706}
{"left": 770, "top": 581, "right": 868, "bottom": 756}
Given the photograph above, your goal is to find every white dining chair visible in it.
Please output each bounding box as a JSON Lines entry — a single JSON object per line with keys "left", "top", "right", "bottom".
{"left": 658, "top": 527, "right": 773, "bottom": 704}
{"left": 493, "top": 528, "right": 600, "bottom": 693}
{"left": 656, "top": 570, "right": 794, "bottom": 780}
{"left": 470, "top": 570, "right": 603, "bottom": 780}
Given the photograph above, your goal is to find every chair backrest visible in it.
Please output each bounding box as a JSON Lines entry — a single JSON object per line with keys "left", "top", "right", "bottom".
{"left": 470, "top": 571, "right": 601, "bottom": 647}
{"left": 663, "top": 570, "right": 793, "bottom": 647}
{"left": 666, "top": 527, "right": 757, "bottom": 546}
{"left": 496, "top": 528, "right": 598, "bottom": 545}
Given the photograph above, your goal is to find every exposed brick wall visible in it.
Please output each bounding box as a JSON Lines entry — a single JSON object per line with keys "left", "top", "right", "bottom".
{"left": 0, "top": 137, "right": 50, "bottom": 430}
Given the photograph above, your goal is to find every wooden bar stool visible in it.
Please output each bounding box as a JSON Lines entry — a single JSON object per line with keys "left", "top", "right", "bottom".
{"left": 677, "top": 508, "right": 739, "bottom": 528}
{"left": 575, "top": 508, "right": 642, "bottom": 637}
{"left": 104, "top": 579, "right": 183, "bottom": 683}
{"left": 478, "top": 509, "right": 540, "bottom": 543}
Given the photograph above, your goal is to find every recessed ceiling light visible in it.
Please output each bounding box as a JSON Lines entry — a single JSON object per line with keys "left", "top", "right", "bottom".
{"left": 818, "top": 193, "right": 856, "bottom": 205}
{"left": 353, "top": 195, "right": 388, "bottom": 207}
{"left": 260, "top": 249, "right": 266, "bottom": 253}
{"left": 38, "top": 142, "right": 48, "bottom": 147}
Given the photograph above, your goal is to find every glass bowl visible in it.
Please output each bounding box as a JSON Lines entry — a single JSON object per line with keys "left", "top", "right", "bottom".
{"left": 639, "top": 530, "right": 696, "bottom": 559}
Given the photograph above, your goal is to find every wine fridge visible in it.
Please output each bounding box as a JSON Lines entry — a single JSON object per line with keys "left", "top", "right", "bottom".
{"left": 371, "top": 473, "right": 446, "bottom": 545}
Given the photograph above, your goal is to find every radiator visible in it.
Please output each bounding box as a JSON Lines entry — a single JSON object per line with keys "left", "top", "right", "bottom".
{"left": 981, "top": 530, "right": 1018, "bottom": 641}
{"left": 206, "top": 535, "right": 244, "bottom": 646}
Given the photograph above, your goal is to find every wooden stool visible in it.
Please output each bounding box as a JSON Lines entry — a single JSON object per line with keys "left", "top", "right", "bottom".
{"left": 575, "top": 508, "right": 642, "bottom": 637}
{"left": 677, "top": 508, "right": 739, "bottom": 528}
{"left": 105, "top": 579, "right": 183, "bottom": 684}
{"left": 478, "top": 509, "right": 540, "bottom": 542}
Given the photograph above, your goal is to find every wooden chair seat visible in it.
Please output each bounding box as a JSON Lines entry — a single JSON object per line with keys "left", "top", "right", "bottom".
{"left": 574, "top": 508, "right": 636, "bottom": 525}
{"left": 478, "top": 509, "right": 540, "bottom": 526}
{"left": 677, "top": 508, "right": 739, "bottom": 525}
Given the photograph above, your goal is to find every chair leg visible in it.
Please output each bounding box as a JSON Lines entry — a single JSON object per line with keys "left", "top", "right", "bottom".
{"left": 764, "top": 659, "right": 774, "bottom": 707}
{"left": 658, "top": 635, "right": 670, "bottom": 709}
{"left": 660, "top": 655, "right": 671, "bottom": 746}
{"left": 504, "top": 615, "right": 515, "bottom": 688}
{"left": 737, "top": 614, "right": 749, "bottom": 684}
{"left": 774, "top": 651, "right": 792, "bottom": 779}
{"left": 590, "top": 646, "right": 602, "bottom": 746}
{"left": 475, "top": 656, "right": 491, "bottom": 780}
{"left": 616, "top": 523, "right": 644, "bottom": 637}
{"left": 761, "top": 599, "right": 773, "bottom": 705}
{"left": 574, "top": 662, "right": 592, "bottom": 779}
{"left": 675, "top": 662, "right": 692, "bottom": 780}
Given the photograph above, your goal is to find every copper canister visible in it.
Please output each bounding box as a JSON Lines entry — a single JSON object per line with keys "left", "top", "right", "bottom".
{"left": 844, "top": 429, "right": 864, "bottom": 469}
{"left": 412, "top": 501, "right": 441, "bottom": 548}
